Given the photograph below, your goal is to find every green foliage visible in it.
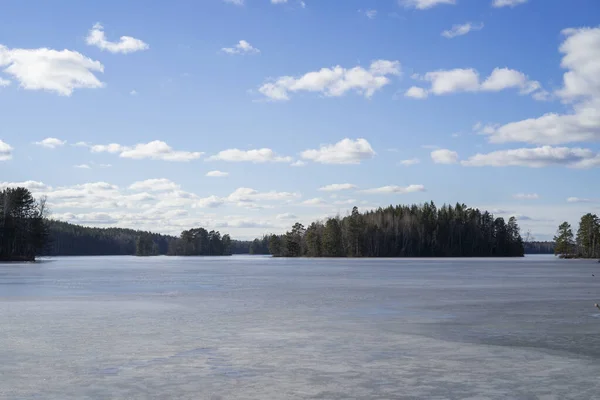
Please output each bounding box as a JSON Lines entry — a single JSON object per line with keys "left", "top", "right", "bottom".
{"left": 0, "top": 187, "right": 49, "bottom": 261}
{"left": 554, "top": 221, "right": 575, "bottom": 257}
{"left": 136, "top": 233, "right": 158, "bottom": 256}
{"left": 576, "top": 213, "right": 600, "bottom": 258}
{"left": 268, "top": 202, "right": 525, "bottom": 258}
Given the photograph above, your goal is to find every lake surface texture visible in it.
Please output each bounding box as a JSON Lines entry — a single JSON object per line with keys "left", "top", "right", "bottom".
{"left": 1, "top": 255, "right": 600, "bottom": 399}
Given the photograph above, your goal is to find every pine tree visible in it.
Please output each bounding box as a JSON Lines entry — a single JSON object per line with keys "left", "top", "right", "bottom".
{"left": 554, "top": 221, "right": 575, "bottom": 258}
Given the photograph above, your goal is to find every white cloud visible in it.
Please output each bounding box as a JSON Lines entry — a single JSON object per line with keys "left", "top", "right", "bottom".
{"left": 224, "top": 0, "right": 244, "bottom": 4}
{"left": 221, "top": 40, "right": 260, "bottom": 55}
{"left": 130, "top": 90, "right": 138, "bottom": 96}
{"left": 129, "top": 178, "right": 180, "bottom": 192}
{"left": 0, "top": 78, "right": 10, "bottom": 87}
{"left": 461, "top": 146, "right": 600, "bottom": 168}
{"left": 431, "top": 149, "right": 459, "bottom": 164}
{"left": 404, "top": 86, "right": 428, "bottom": 99}
{"left": 302, "top": 198, "right": 327, "bottom": 206}
{"left": 90, "top": 140, "right": 203, "bottom": 162}
{"left": 272, "top": 0, "right": 287, "bottom": 3}
{"left": 361, "top": 9, "right": 377, "bottom": 19}
{"left": 276, "top": 213, "right": 297, "bottom": 220}
{"left": 0, "top": 181, "right": 49, "bottom": 191}
{"left": 86, "top": 23, "right": 149, "bottom": 54}
{"left": 74, "top": 164, "right": 91, "bottom": 169}
{"left": 0, "top": 140, "right": 13, "bottom": 161}
{"left": 492, "top": 0, "right": 527, "bottom": 8}
{"left": 290, "top": 160, "right": 306, "bottom": 167}
{"left": 34, "top": 137, "right": 66, "bottom": 149}
{"left": 227, "top": 187, "right": 300, "bottom": 203}
{"left": 513, "top": 193, "right": 539, "bottom": 200}
{"left": 482, "top": 27, "right": 600, "bottom": 145}
{"left": 258, "top": 60, "right": 400, "bottom": 101}
{"left": 301, "top": 138, "right": 376, "bottom": 164}
{"left": 442, "top": 22, "right": 484, "bottom": 39}
{"left": 206, "top": 170, "right": 229, "bottom": 177}
{"left": 207, "top": 148, "right": 291, "bottom": 163}
{"left": 194, "top": 196, "right": 225, "bottom": 208}
{"left": 401, "top": 0, "right": 456, "bottom": 9}
{"left": 481, "top": 68, "right": 540, "bottom": 94}
{"left": 319, "top": 183, "right": 357, "bottom": 192}
{"left": 0, "top": 44, "right": 104, "bottom": 96}
{"left": 361, "top": 184, "right": 426, "bottom": 194}
{"left": 567, "top": 197, "right": 597, "bottom": 203}
{"left": 426, "top": 68, "right": 481, "bottom": 95}
{"left": 408, "top": 67, "right": 543, "bottom": 99}
{"left": 399, "top": 158, "right": 420, "bottom": 166}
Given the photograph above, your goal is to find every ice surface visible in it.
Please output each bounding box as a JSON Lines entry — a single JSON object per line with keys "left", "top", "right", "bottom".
{"left": 1, "top": 255, "right": 599, "bottom": 399}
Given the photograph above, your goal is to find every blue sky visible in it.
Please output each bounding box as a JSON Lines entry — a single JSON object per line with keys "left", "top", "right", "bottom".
{"left": 1, "top": 0, "right": 599, "bottom": 240}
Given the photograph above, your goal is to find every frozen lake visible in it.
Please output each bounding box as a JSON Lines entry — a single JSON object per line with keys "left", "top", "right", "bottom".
{"left": 1, "top": 255, "right": 600, "bottom": 399}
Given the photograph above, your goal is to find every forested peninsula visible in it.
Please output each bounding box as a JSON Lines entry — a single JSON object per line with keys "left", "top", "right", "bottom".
{"left": 1, "top": 186, "right": 558, "bottom": 261}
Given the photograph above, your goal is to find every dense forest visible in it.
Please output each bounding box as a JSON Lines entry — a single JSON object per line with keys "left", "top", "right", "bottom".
{"left": 47, "top": 221, "right": 246, "bottom": 257}
{"left": 554, "top": 214, "right": 600, "bottom": 259}
{"left": 267, "top": 204, "right": 525, "bottom": 258}
{"left": 0, "top": 187, "right": 49, "bottom": 261}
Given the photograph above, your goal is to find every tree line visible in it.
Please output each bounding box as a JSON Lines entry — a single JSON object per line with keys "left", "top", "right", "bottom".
{"left": 266, "top": 203, "right": 525, "bottom": 258}
{"left": 1, "top": 187, "right": 251, "bottom": 260}
{"left": 554, "top": 213, "right": 600, "bottom": 259}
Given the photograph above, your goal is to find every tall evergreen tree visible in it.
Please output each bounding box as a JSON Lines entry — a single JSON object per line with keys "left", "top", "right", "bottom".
{"left": 554, "top": 222, "right": 575, "bottom": 258}
{"left": 576, "top": 214, "right": 600, "bottom": 258}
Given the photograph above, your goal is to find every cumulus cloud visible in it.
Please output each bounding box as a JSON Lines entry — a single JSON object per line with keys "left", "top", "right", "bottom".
{"left": 0, "top": 140, "right": 13, "bottom": 161}
{"left": 301, "top": 138, "right": 376, "bottom": 164}
{"left": 207, "top": 148, "right": 291, "bottom": 163}
{"left": 442, "top": 22, "right": 484, "bottom": 39}
{"left": 258, "top": 60, "right": 400, "bottom": 101}
{"left": 399, "top": 158, "right": 420, "bottom": 166}
{"left": 89, "top": 140, "right": 203, "bottom": 162}
{"left": 404, "top": 86, "right": 428, "bottom": 99}
{"left": 0, "top": 44, "right": 104, "bottom": 96}
{"left": 194, "top": 196, "right": 225, "bottom": 208}
{"left": 431, "top": 149, "right": 459, "bottom": 164}
{"left": 409, "top": 68, "right": 543, "bottom": 99}
{"left": 492, "top": 0, "right": 527, "bottom": 8}
{"left": 461, "top": 146, "right": 600, "bottom": 168}
{"left": 290, "top": 160, "right": 306, "bottom": 167}
{"left": 0, "top": 180, "right": 50, "bottom": 191}
{"left": 129, "top": 178, "right": 180, "bottom": 192}
{"left": 361, "top": 184, "right": 426, "bottom": 194}
{"left": 513, "top": 193, "right": 539, "bottom": 200}
{"left": 206, "top": 170, "right": 229, "bottom": 177}
{"left": 86, "top": 23, "right": 149, "bottom": 54}
{"left": 74, "top": 164, "right": 91, "bottom": 169}
{"left": 319, "top": 183, "right": 357, "bottom": 191}
{"left": 221, "top": 40, "right": 260, "bottom": 55}
{"left": 34, "top": 137, "right": 66, "bottom": 149}
{"left": 0, "top": 78, "right": 10, "bottom": 87}
{"left": 401, "top": 0, "right": 456, "bottom": 9}
{"left": 481, "top": 27, "right": 600, "bottom": 145}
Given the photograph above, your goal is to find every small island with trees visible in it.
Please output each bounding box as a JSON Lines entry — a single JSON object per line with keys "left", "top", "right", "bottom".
{"left": 553, "top": 214, "right": 600, "bottom": 260}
